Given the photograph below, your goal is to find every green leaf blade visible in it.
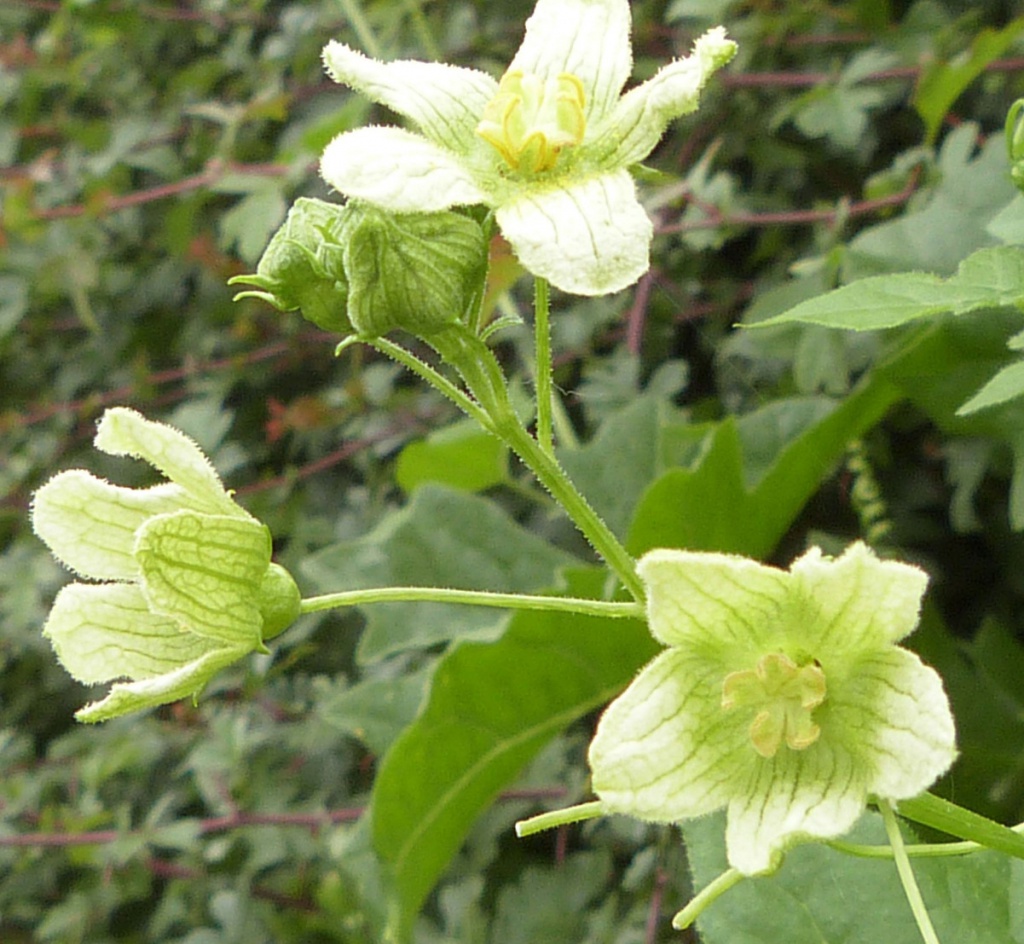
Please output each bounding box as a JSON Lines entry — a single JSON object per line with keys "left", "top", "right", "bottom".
{"left": 369, "top": 567, "right": 658, "bottom": 941}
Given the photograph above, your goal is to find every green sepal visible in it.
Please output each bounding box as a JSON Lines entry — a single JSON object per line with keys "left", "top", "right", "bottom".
{"left": 229, "top": 197, "right": 353, "bottom": 333}
{"left": 343, "top": 203, "right": 488, "bottom": 338}
{"left": 257, "top": 562, "right": 302, "bottom": 642}
{"left": 134, "top": 510, "right": 270, "bottom": 647}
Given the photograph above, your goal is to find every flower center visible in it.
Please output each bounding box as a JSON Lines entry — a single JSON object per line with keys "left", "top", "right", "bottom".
{"left": 476, "top": 70, "right": 586, "bottom": 174}
{"left": 721, "top": 653, "right": 827, "bottom": 759}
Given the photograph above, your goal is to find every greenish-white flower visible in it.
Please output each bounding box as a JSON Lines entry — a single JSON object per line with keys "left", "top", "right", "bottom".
{"left": 588, "top": 542, "right": 957, "bottom": 875}
{"left": 319, "top": 0, "right": 736, "bottom": 296}
{"left": 31, "top": 408, "right": 300, "bottom": 723}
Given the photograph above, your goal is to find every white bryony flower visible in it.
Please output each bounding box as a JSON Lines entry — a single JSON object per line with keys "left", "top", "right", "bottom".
{"left": 319, "top": 0, "right": 737, "bottom": 296}
{"left": 588, "top": 542, "right": 957, "bottom": 875}
{"left": 31, "top": 408, "right": 300, "bottom": 723}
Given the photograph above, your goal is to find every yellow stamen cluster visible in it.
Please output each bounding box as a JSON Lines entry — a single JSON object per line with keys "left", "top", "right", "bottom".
{"left": 722, "top": 653, "right": 827, "bottom": 759}
{"left": 476, "top": 70, "right": 586, "bottom": 174}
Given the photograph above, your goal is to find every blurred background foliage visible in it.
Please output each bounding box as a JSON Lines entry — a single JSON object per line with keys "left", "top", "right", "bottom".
{"left": 2, "top": 0, "right": 1024, "bottom": 941}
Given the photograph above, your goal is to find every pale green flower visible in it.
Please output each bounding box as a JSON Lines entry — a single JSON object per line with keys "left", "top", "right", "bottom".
{"left": 588, "top": 542, "right": 957, "bottom": 875}
{"left": 31, "top": 408, "right": 300, "bottom": 723}
{"left": 319, "top": 0, "right": 737, "bottom": 296}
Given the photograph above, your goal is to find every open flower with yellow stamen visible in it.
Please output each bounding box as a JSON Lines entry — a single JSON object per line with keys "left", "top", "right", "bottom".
{"left": 588, "top": 542, "right": 957, "bottom": 876}
{"left": 319, "top": 0, "right": 736, "bottom": 296}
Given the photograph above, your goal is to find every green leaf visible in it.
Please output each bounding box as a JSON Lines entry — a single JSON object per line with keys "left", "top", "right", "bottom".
{"left": 627, "top": 381, "right": 899, "bottom": 556}
{"left": 0, "top": 275, "right": 28, "bottom": 340}
{"left": 395, "top": 420, "right": 508, "bottom": 495}
{"left": 987, "top": 195, "right": 1024, "bottom": 244}
{"left": 489, "top": 850, "right": 613, "bottom": 944}
{"left": 914, "top": 18, "right": 1024, "bottom": 142}
{"left": 300, "top": 486, "right": 577, "bottom": 662}
{"left": 684, "top": 811, "right": 1024, "bottom": 943}
{"left": 558, "top": 395, "right": 664, "bottom": 539}
{"left": 958, "top": 359, "right": 1024, "bottom": 415}
{"left": 218, "top": 182, "right": 288, "bottom": 264}
{"left": 369, "top": 566, "right": 658, "bottom": 942}
{"left": 756, "top": 247, "right": 1024, "bottom": 332}
{"left": 317, "top": 666, "right": 432, "bottom": 756}
{"left": 846, "top": 125, "right": 1017, "bottom": 277}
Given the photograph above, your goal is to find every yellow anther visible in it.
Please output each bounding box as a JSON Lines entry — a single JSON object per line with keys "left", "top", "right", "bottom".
{"left": 477, "top": 70, "right": 586, "bottom": 174}
{"left": 722, "top": 653, "right": 827, "bottom": 759}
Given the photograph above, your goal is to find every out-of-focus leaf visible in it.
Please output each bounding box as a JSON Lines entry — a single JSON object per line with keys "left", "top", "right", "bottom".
{"left": 914, "top": 18, "right": 1024, "bottom": 142}
{"left": 395, "top": 420, "right": 508, "bottom": 495}
{"left": 627, "top": 380, "right": 899, "bottom": 556}
{"left": 958, "top": 360, "right": 1024, "bottom": 415}
{"left": 846, "top": 125, "right": 1017, "bottom": 277}
{"left": 300, "top": 486, "right": 577, "bottom": 662}
{"left": 317, "top": 666, "right": 431, "bottom": 756}
{"left": 558, "top": 396, "right": 665, "bottom": 539}
{"left": 0, "top": 276, "right": 28, "bottom": 340}
{"left": 756, "top": 247, "right": 1024, "bottom": 331}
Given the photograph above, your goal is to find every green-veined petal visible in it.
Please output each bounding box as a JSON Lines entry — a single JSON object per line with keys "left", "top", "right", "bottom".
{"left": 496, "top": 169, "right": 651, "bottom": 295}
{"left": 637, "top": 548, "right": 789, "bottom": 652}
{"left": 94, "top": 407, "right": 241, "bottom": 518}
{"left": 43, "top": 582, "right": 220, "bottom": 684}
{"left": 321, "top": 126, "right": 490, "bottom": 212}
{"left": 32, "top": 471, "right": 189, "bottom": 580}
{"left": 75, "top": 642, "right": 250, "bottom": 723}
{"left": 135, "top": 511, "right": 270, "bottom": 646}
{"left": 322, "top": 40, "right": 497, "bottom": 152}
{"left": 834, "top": 648, "right": 957, "bottom": 799}
{"left": 791, "top": 542, "right": 928, "bottom": 653}
{"left": 508, "top": 0, "right": 632, "bottom": 123}
{"left": 725, "top": 739, "right": 869, "bottom": 875}
{"left": 589, "top": 649, "right": 748, "bottom": 822}
{"left": 589, "top": 27, "right": 736, "bottom": 167}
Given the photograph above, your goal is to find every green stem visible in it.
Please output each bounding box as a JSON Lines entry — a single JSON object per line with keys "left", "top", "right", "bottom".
{"left": 301, "top": 587, "right": 643, "bottom": 619}
{"left": 366, "top": 336, "right": 497, "bottom": 433}
{"left": 671, "top": 868, "right": 745, "bottom": 930}
{"left": 896, "top": 792, "right": 1024, "bottom": 860}
{"left": 534, "top": 276, "right": 554, "bottom": 454}
{"left": 880, "top": 800, "right": 942, "bottom": 944}
{"left": 829, "top": 838, "right": 980, "bottom": 859}
{"left": 428, "top": 327, "right": 645, "bottom": 603}
{"left": 398, "top": 0, "right": 440, "bottom": 59}
{"left": 515, "top": 800, "right": 605, "bottom": 837}
{"left": 335, "top": 0, "right": 383, "bottom": 58}
{"left": 497, "top": 416, "right": 645, "bottom": 603}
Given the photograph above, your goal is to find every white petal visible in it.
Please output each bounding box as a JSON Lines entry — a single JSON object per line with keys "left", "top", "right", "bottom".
{"left": 322, "top": 41, "right": 497, "bottom": 153}
{"left": 589, "top": 649, "right": 749, "bottom": 821}
{"left": 791, "top": 542, "right": 929, "bottom": 652}
{"left": 136, "top": 511, "right": 269, "bottom": 647}
{"left": 74, "top": 642, "right": 249, "bottom": 724}
{"left": 320, "top": 127, "right": 490, "bottom": 212}
{"left": 43, "top": 582, "right": 219, "bottom": 684}
{"left": 94, "top": 408, "right": 241, "bottom": 518}
{"left": 636, "top": 548, "right": 789, "bottom": 651}
{"left": 496, "top": 170, "right": 651, "bottom": 296}
{"left": 590, "top": 26, "right": 737, "bottom": 167}
{"left": 725, "top": 739, "right": 869, "bottom": 875}
{"left": 32, "top": 471, "right": 188, "bottom": 580}
{"left": 509, "top": 0, "right": 632, "bottom": 124}
{"left": 835, "top": 648, "right": 957, "bottom": 800}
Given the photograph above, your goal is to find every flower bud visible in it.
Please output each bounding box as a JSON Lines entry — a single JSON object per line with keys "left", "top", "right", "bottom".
{"left": 230, "top": 197, "right": 353, "bottom": 333}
